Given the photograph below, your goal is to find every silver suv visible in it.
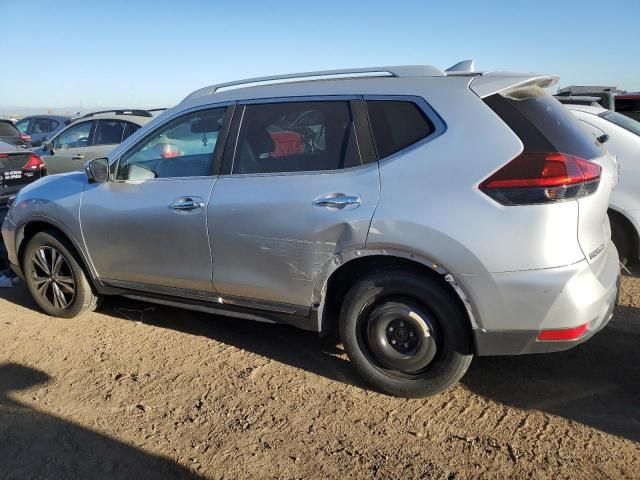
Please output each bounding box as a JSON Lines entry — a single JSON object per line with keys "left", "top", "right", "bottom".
{"left": 1, "top": 64, "right": 620, "bottom": 397}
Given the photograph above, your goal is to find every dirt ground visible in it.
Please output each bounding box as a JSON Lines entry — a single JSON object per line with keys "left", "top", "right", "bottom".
{"left": 0, "top": 271, "right": 638, "bottom": 480}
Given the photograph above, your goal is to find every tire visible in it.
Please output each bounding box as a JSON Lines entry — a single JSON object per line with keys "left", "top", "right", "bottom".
{"left": 23, "top": 231, "right": 100, "bottom": 318}
{"left": 339, "top": 269, "right": 473, "bottom": 398}
{"left": 610, "top": 215, "right": 635, "bottom": 266}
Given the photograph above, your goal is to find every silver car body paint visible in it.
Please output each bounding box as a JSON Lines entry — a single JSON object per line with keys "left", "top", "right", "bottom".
{"left": 1, "top": 69, "right": 620, "bottom": 355}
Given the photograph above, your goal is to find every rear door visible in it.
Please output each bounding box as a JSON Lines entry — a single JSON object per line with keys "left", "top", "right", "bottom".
{"left": 209, "top": 98, "right": 379, "bottom": 307}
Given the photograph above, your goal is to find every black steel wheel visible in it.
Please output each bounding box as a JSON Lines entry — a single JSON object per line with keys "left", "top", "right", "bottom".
{"left": 340, "top": 269, "right": 473, "bottom": 397}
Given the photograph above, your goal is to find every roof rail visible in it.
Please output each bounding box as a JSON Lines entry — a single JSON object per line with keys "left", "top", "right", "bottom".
{"left": 81, "top": 109, "right": 153, "bottom": 118}
{"left": 183, "top": 65, "right": 444, "bottom": 102}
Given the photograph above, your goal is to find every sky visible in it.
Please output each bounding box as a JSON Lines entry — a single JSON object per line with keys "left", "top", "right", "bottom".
{"left": 1, "top": 0, "right": 638, "bottom": 111}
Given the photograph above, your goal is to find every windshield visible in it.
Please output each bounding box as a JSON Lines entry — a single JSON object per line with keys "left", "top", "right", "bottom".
{"left": 600, "top": 111, "right": 640, "bottom": 137}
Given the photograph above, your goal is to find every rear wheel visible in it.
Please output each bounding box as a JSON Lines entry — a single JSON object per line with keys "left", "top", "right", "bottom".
{"left": 339, "top": 269, "right": 473, "bottom": 398}
{"left": 23, "top": 231, "right": 100, "bottom": 318}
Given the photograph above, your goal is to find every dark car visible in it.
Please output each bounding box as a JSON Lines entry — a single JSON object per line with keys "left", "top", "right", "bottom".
{"left": 615, "top": 94, "right": 640, "bottom": 121}
{"left": 14, "top": 115, "right": 72, "bottom": 147}
{"left": 0, "top": 120, "right": 30, "bottom": 148}
{"left": 0, "top": 140, "right": 46, "bottom": 207}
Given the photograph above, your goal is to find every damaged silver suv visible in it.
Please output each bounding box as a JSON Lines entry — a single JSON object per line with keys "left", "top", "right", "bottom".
{"left": 2, "top": 62, "right": 620, "bottom": 397}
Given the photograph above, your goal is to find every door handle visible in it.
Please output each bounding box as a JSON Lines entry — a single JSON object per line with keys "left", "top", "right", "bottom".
{"left": 312, "top": 194, "right": 361, "bottom": 209}
{"left": 72, "top": 153, "right": 85, "bottom": 161}
{"left": 169, "top": 197, "right": 205, "bottom": 212}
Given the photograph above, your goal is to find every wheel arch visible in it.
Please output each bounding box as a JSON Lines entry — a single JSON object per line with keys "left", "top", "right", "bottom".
{"left": 608, "top": 208, "right": 640, "bottom": 261}
{"left": 17, "top": 218, "right": 99, "bottom": 289}
{"left": 314, "top": 250, "right": 478, "bottom": 337}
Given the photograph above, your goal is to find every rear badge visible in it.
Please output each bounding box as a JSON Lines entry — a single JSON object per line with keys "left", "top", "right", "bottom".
{"left": 589, "top": 243, "right": 605, "bottom": 260}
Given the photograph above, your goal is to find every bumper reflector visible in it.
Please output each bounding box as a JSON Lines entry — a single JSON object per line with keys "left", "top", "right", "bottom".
{"left": 537, "top": 323, "right": 589, "bottom": 341}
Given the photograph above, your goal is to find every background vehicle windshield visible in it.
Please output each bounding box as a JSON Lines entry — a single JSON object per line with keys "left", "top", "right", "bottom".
{"left": 600, "top": 110, "right": 640, "bottom": 137}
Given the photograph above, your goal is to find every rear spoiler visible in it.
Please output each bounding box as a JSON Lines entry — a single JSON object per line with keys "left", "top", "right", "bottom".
{"left": 469, "top": 72, "right": 559, "bottom": 98}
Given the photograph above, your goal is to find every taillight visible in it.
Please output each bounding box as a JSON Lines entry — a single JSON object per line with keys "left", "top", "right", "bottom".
{"left": 479, "top": 153, "right": 601, "bottom": 205}
{"left": 22, "top": 154, "right": 45, "bottom": 171}
{"left": 20, "top": 133, "right": 31, "bottom": 143}
{"left": 537, "top": 323, "right": 588, "bottom": 341}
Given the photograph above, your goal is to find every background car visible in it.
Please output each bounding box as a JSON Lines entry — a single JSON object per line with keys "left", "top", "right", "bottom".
{"left": 14, "top": 115, "right": 72, "bottom": 147}
{"left": 33, "top": 110, "right": 153, "bottom": 175}
{"left": 568, "top": 103, "right": 640, "bottom": 263}
{"left": 0, "top": 120, "right": 30, "bottom": 148}
{"left": 0, "top": 140, "right": 46, "bottom": 209}
{"left": 615, "top": 93, "right": 640, "bottom": 121}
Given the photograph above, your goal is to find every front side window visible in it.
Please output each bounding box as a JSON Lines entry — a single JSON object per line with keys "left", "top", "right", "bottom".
{"left": 93, "top": 120, "right": 128, "bottom": 145}
{"left": 366, "top": 100, "right": 435, "bottom": 159}
{"left": 15, "top": 119, "right": 30, "bottom": 134}
{"left": 233, "top": 101, "right": 361, "bottom": 174}
{"left": 117, "top": 108, "right": 225, "bottom": 180}
{"left": 55, "top": 121, "right": 94, "bottom": 149}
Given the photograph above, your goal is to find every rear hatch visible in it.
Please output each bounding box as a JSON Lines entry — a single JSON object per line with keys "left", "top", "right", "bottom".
{"left": 477, "top": 77, "right": 616, "bottom": 267}
{"left": 0, "top": 151, "right": 44, "bottom": 205}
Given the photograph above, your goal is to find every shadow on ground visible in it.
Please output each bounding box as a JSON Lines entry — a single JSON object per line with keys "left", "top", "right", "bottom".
{"left": 0, "top": 363, "right": 201, "bottom": 479}
{"left": 2, "top": 281, "right": 638, "bottom": 443}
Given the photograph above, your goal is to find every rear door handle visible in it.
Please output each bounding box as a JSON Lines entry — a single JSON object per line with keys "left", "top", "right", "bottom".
{"left": 169, "top": 197, "right": 205, "bottom": 212}
{"left": 313, "top": 194, "right": 361, "bottom": 209}
{"left": 72, "top": 153, "right": 85, "bottom": 161}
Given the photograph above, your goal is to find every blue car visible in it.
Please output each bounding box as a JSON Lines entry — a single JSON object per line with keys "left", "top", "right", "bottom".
{"left": 14, "top": 115, "right": 72, "bottom": 147}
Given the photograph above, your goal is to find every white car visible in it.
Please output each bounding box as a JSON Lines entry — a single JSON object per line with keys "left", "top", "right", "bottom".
{"left": 569, "top": 104, "right": 640, "bottom": 263}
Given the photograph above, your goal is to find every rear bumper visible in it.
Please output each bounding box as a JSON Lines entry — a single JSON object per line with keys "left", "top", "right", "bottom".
{"left": 470, "top": 244, "right": 621, "bottom": 356}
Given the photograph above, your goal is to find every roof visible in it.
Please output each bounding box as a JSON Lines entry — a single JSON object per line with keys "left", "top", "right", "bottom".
{"left": 180, "top": 63, "right": 558, "bottom": 105}
{"left": 565, "top": 104, "right": 607, "bottom": 115}
{"left": 19, "top": 114, "right": 72, "bottom": 121}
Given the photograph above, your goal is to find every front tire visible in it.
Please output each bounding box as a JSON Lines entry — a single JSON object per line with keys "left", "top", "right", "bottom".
{"left": 339, "top": 269, "right": 473, "bottom": 398}
{"left": 23, "top": 231, "right": 100, "bottom": 318}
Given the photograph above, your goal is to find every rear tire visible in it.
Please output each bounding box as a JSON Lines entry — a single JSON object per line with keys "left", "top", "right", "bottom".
{"left": 23, "top": 231, "right": 100, "bottom": 318}
{"left": 339, "top": 269, "right": 473, "bottom": 398}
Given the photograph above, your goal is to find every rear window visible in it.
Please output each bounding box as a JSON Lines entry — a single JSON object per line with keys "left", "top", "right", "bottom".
{"left": 601, "top": 110, "right": 640, "bottom": 137}
{"left": 484, "top": 86, "right": 603, "bottom": 160}
{"left": 366, "top": 100, "right": 435, "bottom": 159}
{"left": 0, "top": 122, "right": 19, "bottom": 136}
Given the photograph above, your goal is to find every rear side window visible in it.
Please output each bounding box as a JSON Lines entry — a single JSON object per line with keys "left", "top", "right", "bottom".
{"left": 15, "top": 119, "right": 30, "bottom": 134}
{"left": 484, "top": 86, "right": 603, "bottom": 160}
{"left": 32, "top": 118, "right": 56, "bottom": 134}
{"left": 366, "top": 100, "right": 435, "bottom": 159}
{"left": 233, "top": 101, "right": 361, "bottom": 174}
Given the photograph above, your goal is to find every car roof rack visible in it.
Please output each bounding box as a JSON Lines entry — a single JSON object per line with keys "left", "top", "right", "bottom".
{"left": 81, "top": 109, "right": 153, "bottom": 118}
{"left": 183, "top": 65, "right": 445, "bottom": 101}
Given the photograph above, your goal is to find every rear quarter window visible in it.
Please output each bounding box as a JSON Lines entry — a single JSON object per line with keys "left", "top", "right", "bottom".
{"left": 484, "top": 87, "right": 603, "bottom": 160}
{"left": 366, "top": 100, "right": 435, "bottom": 159}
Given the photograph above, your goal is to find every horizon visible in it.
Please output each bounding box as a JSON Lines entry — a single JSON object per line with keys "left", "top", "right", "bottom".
{"left": 1, "top": 0, "right": 638, "bottom": 114}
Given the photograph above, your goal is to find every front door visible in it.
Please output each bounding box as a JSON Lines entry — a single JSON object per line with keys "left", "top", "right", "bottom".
{"left": 80, "top": 106, "right": 229, "bottom": 296}
{"left": 209, "top": 99, "right": 380, "bottom": 307}
{"left": 45, "top": 120, "right": 97, "bottom": 174}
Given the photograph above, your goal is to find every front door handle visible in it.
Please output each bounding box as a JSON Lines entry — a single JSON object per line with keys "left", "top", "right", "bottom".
{"left": 312, "top": 194, "right": 361, "bottom": 209}
{"left": 169, "top": 197, "right": 205, "bottom": 212}
{"left": 72, "top": 153, "right": 85, "bottom": 161}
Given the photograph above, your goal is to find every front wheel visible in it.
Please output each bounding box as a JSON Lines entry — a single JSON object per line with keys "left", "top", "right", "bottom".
{"left": 23, "top": 231, "right": 100, "bottom": 318}
{"left": 339, "top": 270, "right": 473, "bottom": 398}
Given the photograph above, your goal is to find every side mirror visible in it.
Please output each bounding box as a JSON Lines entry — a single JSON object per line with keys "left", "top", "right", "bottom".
{"left": 43, "top": 140, "right": 54, "bottom": 152}
{"left": 85, "top": 157, "right": 109, "bottom": 183}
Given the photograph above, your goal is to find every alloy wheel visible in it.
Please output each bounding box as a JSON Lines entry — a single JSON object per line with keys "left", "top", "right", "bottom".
{"left": 31, "top": 246, "right": 76, "bottom": 309}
